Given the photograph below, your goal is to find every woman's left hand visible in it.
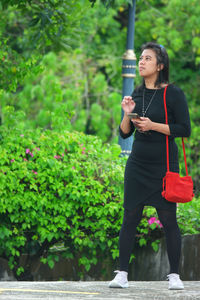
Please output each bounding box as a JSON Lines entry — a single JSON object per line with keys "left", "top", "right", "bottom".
{"left": 131, "top": 117, "right": 153, "bottom": 132}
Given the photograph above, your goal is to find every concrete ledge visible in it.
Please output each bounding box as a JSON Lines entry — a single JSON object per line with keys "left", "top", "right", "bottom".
{"left": 0, "top": 281, "right": 199, "bottom": 299}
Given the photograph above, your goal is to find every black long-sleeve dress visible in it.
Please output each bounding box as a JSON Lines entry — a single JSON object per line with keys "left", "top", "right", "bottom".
{"left": 119, "top": 84, "right": 191, "bottom": 211}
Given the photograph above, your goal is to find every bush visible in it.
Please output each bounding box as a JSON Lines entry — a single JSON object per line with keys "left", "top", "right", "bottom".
{"left": 0, "top": 125, "right": 126, "bottom": 278}
{"left": 177, "top": 199, "right": 200, "bottom": 235}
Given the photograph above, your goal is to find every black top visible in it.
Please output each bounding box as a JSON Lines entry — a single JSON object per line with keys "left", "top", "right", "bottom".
{"left": 120, "top": 84, "right": 191, "bottom": 143}
{"left": 119, "top": 84, "right": 191, "bottom": 211}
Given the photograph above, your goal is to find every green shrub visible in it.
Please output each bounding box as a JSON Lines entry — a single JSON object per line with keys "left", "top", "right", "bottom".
{"left": 177, "top": 199, "right": 200, "bottom": 235}
{"left": 0, "top": 125, "right": 126, "bottom": 278}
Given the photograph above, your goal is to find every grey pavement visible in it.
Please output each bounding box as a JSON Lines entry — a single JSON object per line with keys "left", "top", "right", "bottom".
{"left": 0, "top": 281, "right": 199, "bottom": 300}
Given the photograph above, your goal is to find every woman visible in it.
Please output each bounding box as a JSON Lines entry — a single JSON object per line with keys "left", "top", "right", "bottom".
{"left": 109, "top": 42, "right": 191, "bottom": 290}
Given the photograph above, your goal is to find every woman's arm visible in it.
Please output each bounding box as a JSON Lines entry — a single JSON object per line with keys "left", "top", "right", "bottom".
{"left": 119, "top": 113, "right": 135, "bottom": 139}
{"left": 119, "top": 95, "right": 136, "bottom": 139}
{"left": 120, "top": 113, "right": 133, "bottom": 134}
{"left": 132, "top": 118, "right": 170, "bottom": 135}
{"left": 167, "top": 87, "right": 191, "bottom": 137}
{"left": 150, "top": 122, "right": 170, "bottom": 135}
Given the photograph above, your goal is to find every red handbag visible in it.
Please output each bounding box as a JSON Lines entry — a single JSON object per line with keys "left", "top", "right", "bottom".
{"left": 161, "top": 86, "right": 194, "bottom": 203}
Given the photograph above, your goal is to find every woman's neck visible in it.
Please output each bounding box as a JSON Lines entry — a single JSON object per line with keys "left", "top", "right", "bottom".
{"left": 144, "top": 77, "right": 157, "bottom": 89}
{"left": 144, "top": 78, "right": 167, "bottom": 89}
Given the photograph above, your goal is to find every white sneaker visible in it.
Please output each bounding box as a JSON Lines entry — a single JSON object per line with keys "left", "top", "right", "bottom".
{"left": 167, "top": 273, "right": 184, "bottom": 290}
{"left": 109, "top": 270, "right": 129, "bottom": 288}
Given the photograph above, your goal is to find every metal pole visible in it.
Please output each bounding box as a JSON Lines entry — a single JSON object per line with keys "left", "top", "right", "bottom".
{"left": 118, "top": 0, "right": 136, "bottom": 155}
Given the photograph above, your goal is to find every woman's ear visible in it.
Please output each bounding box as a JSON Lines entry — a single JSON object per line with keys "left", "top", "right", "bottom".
{"left": 157, "top": 64, "right": 164, "bottom": 71}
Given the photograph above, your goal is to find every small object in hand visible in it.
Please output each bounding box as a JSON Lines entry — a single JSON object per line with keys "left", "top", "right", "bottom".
{"left": 127, "top": 113, "right": 140, "bottom": 119}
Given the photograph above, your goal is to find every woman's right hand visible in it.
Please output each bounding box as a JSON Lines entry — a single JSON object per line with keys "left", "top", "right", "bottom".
{"left": 121, "top": 96, "right": 136, "bottom": 114}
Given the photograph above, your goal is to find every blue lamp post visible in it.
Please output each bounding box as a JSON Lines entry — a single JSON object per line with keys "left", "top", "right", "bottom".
{"left": 118, "top": 0, "right": 136, "bottom": 155}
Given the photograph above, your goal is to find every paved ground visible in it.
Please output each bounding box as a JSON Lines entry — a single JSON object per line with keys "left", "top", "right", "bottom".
{"left": 0, "top": 281, "right": 199, "bottom": 300}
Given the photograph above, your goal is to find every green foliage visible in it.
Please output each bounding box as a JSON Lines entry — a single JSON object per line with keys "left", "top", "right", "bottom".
{"left": 177, "top": 199, "right": 200, "bottom": 235}
{"left": 89, "top": 0, "right": 132, "bottom": 8}
{"left": 135, "top": 0, "right": 200, "bottom": 83}
{"left": 0, "top": 125, "right": 125, "bottom": 278}
{"left": 1, "top": 51, "right": 122, "bottom": 142}
{"left": 0, "top": 40, "right": 42, "bottom": 92}
{"left": 0, "top": 0, "right": 87, "bottom": 53}
{"left": 0, "top": 1, "right": 90, "bottom": 92}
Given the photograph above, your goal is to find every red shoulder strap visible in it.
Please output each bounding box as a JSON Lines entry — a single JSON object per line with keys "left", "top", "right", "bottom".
{"left": 163, "top": 86, "right": 188, "bottom": 175}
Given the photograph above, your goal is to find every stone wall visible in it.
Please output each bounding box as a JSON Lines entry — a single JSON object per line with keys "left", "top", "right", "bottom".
{"left": 0, "top": 234, "right": 199, "bottom": 281}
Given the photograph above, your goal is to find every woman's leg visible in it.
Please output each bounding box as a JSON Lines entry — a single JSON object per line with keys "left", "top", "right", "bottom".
{"left": 119, "top": 204, "right": 144, "bottom": 272}
{"left": 156, "top": 208, "right": 181, "bottom": 274}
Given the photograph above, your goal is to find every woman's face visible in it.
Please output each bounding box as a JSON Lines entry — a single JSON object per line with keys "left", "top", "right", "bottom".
{"left": 138, "top": 49, "right": 160, "bottom": 79}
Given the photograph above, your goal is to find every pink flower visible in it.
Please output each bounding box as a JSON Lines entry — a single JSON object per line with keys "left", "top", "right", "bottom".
{"left": 82, "top": 151, "right": 85, "bottom": 154}
{"left": 157, "top": 220, "right": 163, "bottom": 228}
{"left": 32, "top": 170, "right": 38, "bottom": 175}
{"left": 72, "top": 166, "right": 75, "bottom": 169}
{"left": 148, "top": 217, "right": 156, "bottom": 225}
{"left": 82, "top": 147, "right": 86, "bottom": 150}
{"left": 20, "top": 134, "right": 24, "bottom": 137}
{"left": 10, "top": 159, "right": 15, "bottom": 163}
{"left": 36, "top": 147, "right": 40, "bottom": 151}
{"left": 62, "top": 153, "right": 64, "bottom": 157}
{"left": 54, "top": 155, "right": 61, "bottom": 159}
{"left": 23, "top": 158, "right": 28, "bottom": 161}
{"left": 26, "top": 149, "right": 34, "bottom": 157}
{"left": 148, "top": 217, "right": 163, "bottom": 228}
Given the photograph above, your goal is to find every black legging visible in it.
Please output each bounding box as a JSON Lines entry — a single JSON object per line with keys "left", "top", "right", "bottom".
{"left": 119, "top": 204, "right": 181, "bottom": 273}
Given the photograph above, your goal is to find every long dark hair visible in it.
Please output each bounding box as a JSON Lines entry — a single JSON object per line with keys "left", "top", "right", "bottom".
{"left": 140, "top": 42, "right": 169, "bottom": 88}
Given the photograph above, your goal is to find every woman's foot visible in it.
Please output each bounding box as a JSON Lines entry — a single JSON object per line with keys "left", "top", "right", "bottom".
{"left": 167, "top": 273, "right": 184, "bottom": 290}
{"left": 109, "top": 270, "right": 129, "bottom": 288}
